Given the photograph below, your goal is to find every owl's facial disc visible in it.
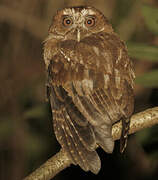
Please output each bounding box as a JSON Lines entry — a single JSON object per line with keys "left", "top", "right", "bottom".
{"left": 61, "top": 13, "right": 97, "bottom": 42}
{"left": 49, "top": 7, "right": 113, "bottom": 41}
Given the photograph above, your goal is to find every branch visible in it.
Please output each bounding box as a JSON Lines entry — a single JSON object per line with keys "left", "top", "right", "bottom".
{"left": 23, "top": 107, "right": 158, "bottom": 180}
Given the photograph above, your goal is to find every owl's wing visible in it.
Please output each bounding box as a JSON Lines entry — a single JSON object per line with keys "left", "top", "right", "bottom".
{"left": 46, "top": 32, "right": 135, "bottom": 173}
{"left": 47, "top": 82, "right": 101, "bottom": 173}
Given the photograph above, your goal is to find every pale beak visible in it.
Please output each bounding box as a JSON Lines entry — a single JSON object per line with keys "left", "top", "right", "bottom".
{"left": 77, "top": 29, "right": 81, "bottom": 42}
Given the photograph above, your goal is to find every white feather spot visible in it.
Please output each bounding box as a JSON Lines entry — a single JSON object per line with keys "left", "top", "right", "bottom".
{"left": 116, "top": 49, "right": 122, "bottom": 64}
{"left": 106, "top": 62, "right": 112, "bottom": 74}
{"left": 77, "top": 29, "right": 81, "bottom": 42}
{"left": 104, "top": 74, "right": 110, "bottom": 89}
{"left": 66, "top": 114, "right": 69, "bottom": 119}
{"left": 59, "top": 136, "right": 62, "bottom": 140}
{"left": 114, "top": 69, "right": 121, "bottom": 88}
{"left": 81, "top": 8, "right": 96, "bottom": 15}
{"left": 66, "top": 127, "right": 69, "bottom": 131}
{"left": 81, "top": 8, "right": 88, "bottom": 16}
{"left": 93, "top": 46, "right": 100, "bottom": 56}
{"left": 63, "top": 8, "right": 74, "bottom": 15}
{"left": 82, "top": 79, "right": 93, "bottom": 92}
{"left": 60, "top": 50, "right": 71, "bottom": 62}
{"left": 80, "top": 59, "right": 83, "bottom": 64}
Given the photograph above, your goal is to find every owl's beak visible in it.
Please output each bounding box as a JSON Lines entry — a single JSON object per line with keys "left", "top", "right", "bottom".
{"left": 77, "top": 29, "right": 81, "bottom": 42}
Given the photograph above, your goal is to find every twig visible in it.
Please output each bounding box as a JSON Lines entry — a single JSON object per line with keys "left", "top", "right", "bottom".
{"left": 24, "top": 107, "right": 158, "bottom": 180}
{"left": 24, "top": 149, "right": 71, "bottom": 180}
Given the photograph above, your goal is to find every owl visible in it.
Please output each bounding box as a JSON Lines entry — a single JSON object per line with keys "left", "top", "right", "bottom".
{"left": 44, "top": 6, "right": 135, "bottom": 174}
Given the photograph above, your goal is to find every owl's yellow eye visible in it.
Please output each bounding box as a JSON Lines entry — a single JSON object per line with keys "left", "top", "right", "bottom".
{"left": 85, "top": 17, "right": 95, "bottom": 27}
{"left": 63, "top": 17, "right": 73, "bottom": 27}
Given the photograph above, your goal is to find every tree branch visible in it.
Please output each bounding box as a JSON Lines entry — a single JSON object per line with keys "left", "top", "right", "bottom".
{"left": 23, "top": 107, "right": 158, "bottom": 180}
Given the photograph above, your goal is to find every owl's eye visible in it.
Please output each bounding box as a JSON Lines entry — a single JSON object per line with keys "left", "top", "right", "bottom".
{"left": 63, "top": 17, "right": 73, "bottom": 27}
{"left": 85, "top": 16, "right": 96, "bottom": 27}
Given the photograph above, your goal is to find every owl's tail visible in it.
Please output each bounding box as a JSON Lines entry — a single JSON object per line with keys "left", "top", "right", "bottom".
{"left": 93, "top": 124, "right": 114, "bottom": 153}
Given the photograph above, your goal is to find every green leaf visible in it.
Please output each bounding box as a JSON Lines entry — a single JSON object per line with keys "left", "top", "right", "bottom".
{"left": 141, "top": 4, "right": 158, "bottom": 35}
{"left": 25, "top": 133, "right": 49, "bottom": 158}
{"left": 127, "top": 42, "right": 158, "bottom": 61}
{"left": 24, "top": 104, "right": 47, "bottom": 119}
{"left": 135, "top": 70, "right": 158, "bottom": 87}
{"left": 0, "top": 118, "right": 14, "bottom": 141}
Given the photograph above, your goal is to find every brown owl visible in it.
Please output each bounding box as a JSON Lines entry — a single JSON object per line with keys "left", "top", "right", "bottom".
{"left": 44, "top": 6, "right": 135, "bottom": 174}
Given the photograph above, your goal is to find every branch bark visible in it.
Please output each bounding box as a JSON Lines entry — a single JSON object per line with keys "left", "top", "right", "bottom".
{"left": 23, "top": 107, "right": 158, "bottom": 180}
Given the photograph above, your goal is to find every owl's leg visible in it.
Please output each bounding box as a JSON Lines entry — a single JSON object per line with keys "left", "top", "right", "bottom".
{"left": 46, "top": 61, "right": 53, "bottom": 102}
{"left": 120, "top": 117, "right": 130, "bottom": 153}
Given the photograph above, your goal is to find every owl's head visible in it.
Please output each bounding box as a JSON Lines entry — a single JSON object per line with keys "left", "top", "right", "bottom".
{"left": 49, "top": 6, "right": 113, "bottom": 42}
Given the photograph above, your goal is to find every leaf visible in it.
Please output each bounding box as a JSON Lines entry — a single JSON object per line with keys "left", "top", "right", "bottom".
{"left": 135, "top": 70, "right": 158, "bottom": 87}
{"left": 0, "top": 118, "right": 14, "bottom": 141}
{"left": 127, "top": 42, "right": 158, "bottom": 61}
{"left": 141, "top": 4, "right": 158, "bottom": 35}
{"left": 24, "top": 104, "right": 47, "bottom": 119}
{"left": 25, "top": 133, "right": 49, "bottom": 158}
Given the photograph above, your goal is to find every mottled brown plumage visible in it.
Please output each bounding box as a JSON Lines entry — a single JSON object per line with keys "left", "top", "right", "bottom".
{"left": 44, "top": 6, "right": 135, "bottom": 174}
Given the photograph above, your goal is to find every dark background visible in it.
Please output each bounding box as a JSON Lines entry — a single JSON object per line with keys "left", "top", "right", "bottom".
{"left": 1, "top": 0, "right": 158, "bottom": 179}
